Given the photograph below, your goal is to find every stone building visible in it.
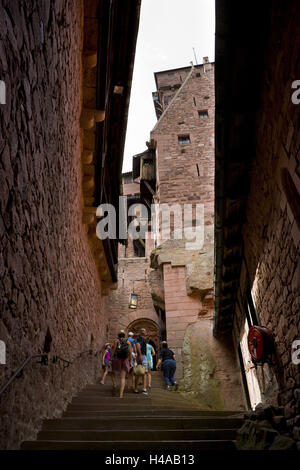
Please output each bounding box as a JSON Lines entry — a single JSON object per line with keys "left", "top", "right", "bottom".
{"left": 0, "top": 0, "right": 140, "bottom": 449}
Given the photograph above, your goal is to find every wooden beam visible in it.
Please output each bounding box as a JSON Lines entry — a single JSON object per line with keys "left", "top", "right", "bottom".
{"left": 83, "top": 175, "right": 95, "bottom": 193}
{"left": 83, "top": 206, "right": 97, "bottom": 215}
{"left": 144, "top": 180, "right": 155, "bottom": 195}
{"left": 84, "top": 51, "right": 97, "bottom": 68}
{"left": 83, "top": 130, "right": 96, "bottom": 150}
{"left": 82, "top": 149, "right": 94, "bottom": 165}
{"left": 83, "top": 164, "right": 95, "bottom": 177}
{"left": 80, "top": 108, "right": 105, "bottom": 129}
{"left": 82, "top": 212, "right": 95, "bottom": 225}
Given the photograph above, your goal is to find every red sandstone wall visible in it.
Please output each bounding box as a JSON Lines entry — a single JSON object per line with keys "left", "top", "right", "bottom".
{"left": 0, "top": 0, "right": 108, "bottom": 449}
{"left": 152, "top": 64, "right": 215, "bottom": 232}
{"left": 163, "top": 264, "right": 202, "bottom": 364}
{"left": 151, "top": 65, "right": 215, "bottom": 366}
{"left": 155, "top": 67, "right": 191, "bottom": 90}
{"left": 123, "top": 181, "right": 140, "bottom": 196}
{"left": 163, "top": 264, "right": 244, "bottom": 409}
{"left": 104, "top": 258, "right": 159, "bottom": 342}
{"left": 233, "top": 1, "right": 300, "bottom": 421}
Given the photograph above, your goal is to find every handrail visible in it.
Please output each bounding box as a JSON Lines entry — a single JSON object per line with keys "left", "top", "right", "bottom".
{"left": 0, "top": 348, "right": 104, "bottom": 396}
{"left": 0, "top": 354, "right": 47, "bottom": 395}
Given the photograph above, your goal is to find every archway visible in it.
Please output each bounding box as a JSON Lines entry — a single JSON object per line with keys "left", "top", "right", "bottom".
{"left": 127, "top": 318, "right": 159, "bottom": 370}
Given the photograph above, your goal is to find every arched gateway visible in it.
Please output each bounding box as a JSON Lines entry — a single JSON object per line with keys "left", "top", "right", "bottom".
{"left": 126, "top": 318, "right": 159, "bottom": 349}
{"left": 127, "top": 318, "right": 159, "bottom": 370}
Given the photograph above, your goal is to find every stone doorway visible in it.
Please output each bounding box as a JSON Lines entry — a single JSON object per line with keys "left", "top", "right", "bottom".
{"left": 127, "top": 318, "right": 159, "bottom": 370}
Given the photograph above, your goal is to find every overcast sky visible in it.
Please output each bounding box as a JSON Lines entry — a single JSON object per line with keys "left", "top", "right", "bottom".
{"left": 122, "top": 0, "right": 215, "bottom": 173}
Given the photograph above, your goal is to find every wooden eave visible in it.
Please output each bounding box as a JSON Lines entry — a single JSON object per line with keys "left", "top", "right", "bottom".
{"left": 80, "top": 0, "right": 141, "bottom": 286}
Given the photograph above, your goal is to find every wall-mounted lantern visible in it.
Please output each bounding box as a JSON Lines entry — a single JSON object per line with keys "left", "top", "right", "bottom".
{"left": 129, "top": 293, "right": 138, "bottom": 309}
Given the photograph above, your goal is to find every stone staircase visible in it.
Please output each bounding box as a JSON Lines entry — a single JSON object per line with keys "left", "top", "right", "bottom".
{"left": 21, "top": 372, "right": 243, "bottom": 450}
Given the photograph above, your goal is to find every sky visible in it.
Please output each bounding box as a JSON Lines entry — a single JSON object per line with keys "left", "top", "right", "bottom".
{"left": 122, "top": 0, "right": 215, "bottom": 173}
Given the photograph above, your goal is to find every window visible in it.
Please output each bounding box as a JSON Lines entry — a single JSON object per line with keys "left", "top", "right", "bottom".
{"left": 133, "top": 239, "right": 145, "bottom": 257}
{"left": 178, "top": 134, "right": 190, "bottom": 145}
{"left": 198, "top": 110, "right": 208, "bottom": 118}
{"left": 245, "top": 288, "right": 260, "bottom": 327}
{"left": 163, "top": 95, "right": 171, "bottom": 107}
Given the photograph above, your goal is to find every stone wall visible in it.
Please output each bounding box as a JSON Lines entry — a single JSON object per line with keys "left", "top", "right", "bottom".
{"left": 160, "top": 263, "right": 244, "bottom": 410}
{"left": 152, "top": 64, "right": 215, "bottom": 237}
{"left": 232, "top": 0, "right": 300, "bottom": 436}
{"left": 104, "top": 257, "right": 159, "bottom": 343}
{"left": 162, "top": 263, "right": 211, "bottom": 378}
{"left": 0, "top": 0, "right": 108, "bottom": 449}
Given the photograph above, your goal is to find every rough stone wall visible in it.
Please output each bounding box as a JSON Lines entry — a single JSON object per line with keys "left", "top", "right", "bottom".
{"left": 155, "top": 67, "right": 191, "bottom": 90}
{"left": 104, "top": 258, "right": 159, "bottom": 342}
{"left": 232, "top": 0, "right": 300, "bottom": 434}
{"left": 162, "top": 264, "right": 209, "bottom": 377}
{"left": 162, "top": 263, "right": 244, "bottom": 410}
{"left": 0, "top": 0, "right": 108, "bottom": 449}
{"left": 182, "top": 320, "right": 245, "bottom": 411}
{"left": 118, "top": 238, "right": 136, "bottom": 259}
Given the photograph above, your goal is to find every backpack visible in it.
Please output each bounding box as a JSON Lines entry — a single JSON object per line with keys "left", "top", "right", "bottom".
{"left": 116, "top": 338, "right": 129, "bottom": 359}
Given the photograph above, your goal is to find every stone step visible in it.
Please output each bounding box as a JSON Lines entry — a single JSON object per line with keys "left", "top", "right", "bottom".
{"left": 21, "top": 439, "right": 236, "bottom": 451}
{"left": 66, "top": 402, "right": 235, "bottom": 411}
{"left": 71, "top": 396, "right": 196, "bottom": 405}
{"left": 42, "top": 416, "right": 244, "bottom": 431}
{"left": 36, "top": 428, "right": 238, "bottom": 441}
{"left": 75, "top": 393, "right": 193, "bottom": 400}
{"left": 71, "top": 398, "right": 154, "bottom": 405}
{"left": 63, "top": 408, "right": 242, "bottom": 417}
{"left": 66, "top": 404, "right": 199, "bottom": 411}
{"left": 86, "top": 382, "right": 165, "bottom": 390}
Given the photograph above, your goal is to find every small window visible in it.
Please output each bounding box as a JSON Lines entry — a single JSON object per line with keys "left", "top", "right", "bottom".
{"left": 163, "top": 95, "right": 171, "bottom": 107}
{"left": 168, "top": 72, "right": 174, "bottom": 77}
{"left": 178, "top": 134, "right": 190, "bottom": 145}
{"left": 198, "top": 110, "right": 208, "bottom": 118}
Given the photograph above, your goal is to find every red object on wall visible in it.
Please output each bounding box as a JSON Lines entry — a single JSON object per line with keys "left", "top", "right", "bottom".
{"left": 248, "top": 325, "right": 273, "bottom": 363}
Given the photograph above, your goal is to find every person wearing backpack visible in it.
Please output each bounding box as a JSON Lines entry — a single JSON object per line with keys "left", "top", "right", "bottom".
{"left": 134, "top": 328, "right": 149, "bottom": 394}
{"left": 111, "top": 330, "right": 133, "bottom": 398}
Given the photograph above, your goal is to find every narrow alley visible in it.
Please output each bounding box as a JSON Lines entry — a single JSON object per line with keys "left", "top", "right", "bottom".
{"left": 0, "top": 0, "right": 299, "bottom": 456}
